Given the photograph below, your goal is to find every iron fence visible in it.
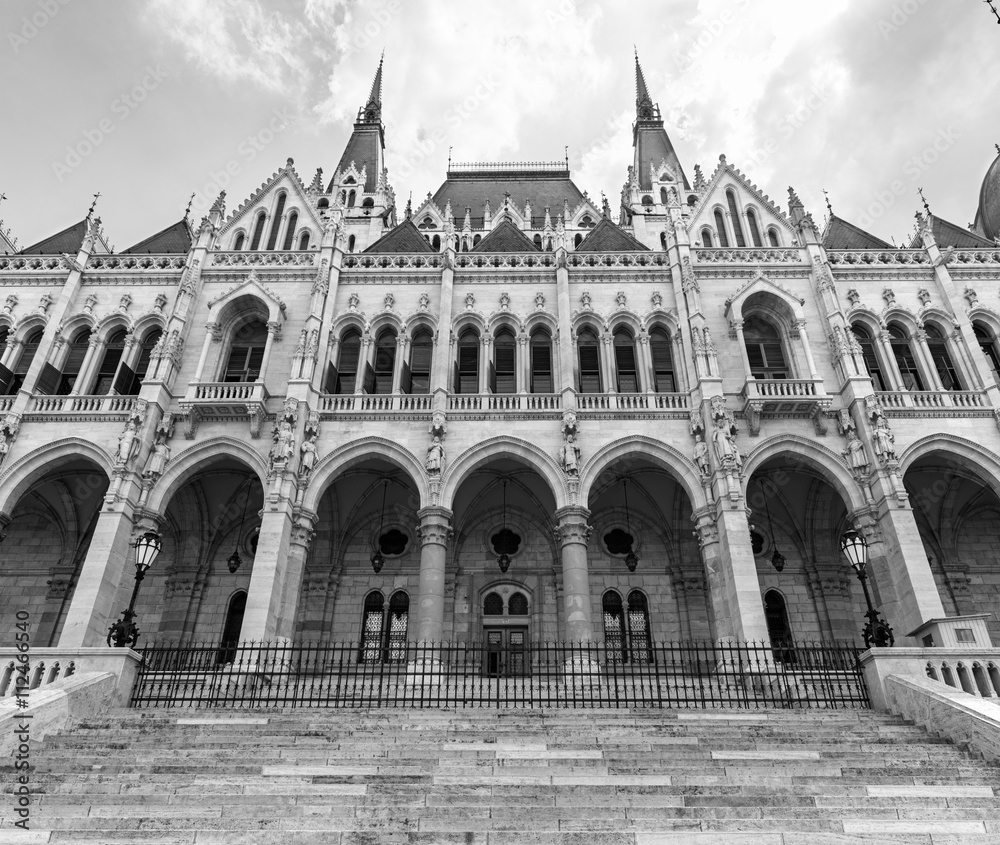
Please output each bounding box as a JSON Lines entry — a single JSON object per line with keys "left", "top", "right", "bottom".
{"left": 129, "top": 640, "right": 869, "bottom": 710}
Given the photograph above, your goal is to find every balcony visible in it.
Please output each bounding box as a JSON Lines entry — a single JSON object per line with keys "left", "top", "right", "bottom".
{"left": 876, "top": 390, "right": 992, "bottom": 417}
{"left": 180, "top": 382, "right": 270, "bottom": 439}
{"left": 578, "top": 392, "right": 689, "bottom": 413}
{"left": 740, "top": 378, "right": 830, "bottom": 435}
{"left": 25, "top": 394, "right": 137, "bottom": 420}
{"left": 320, "top": 394, "right": 434, "bottom": 414}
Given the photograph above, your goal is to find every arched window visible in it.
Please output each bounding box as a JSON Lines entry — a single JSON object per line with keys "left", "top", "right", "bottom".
{"left": 641, "top": 196, "right": 653, "bottom": 209}
{"left": 265, "top": 194, "right": 287, "bottom": 250}
{"left": 281, "top": 211, "right": 298, "bottom": 251}
{"left": 974, "top": 323, "right": 1000, "bottom": 385}
{"left": 347, "top": 190, "right": 356, "bottom": 208}
{"left": 701, "top": 228, "right": 713, "bottom": 247}
{"left": 348, "top": 235, "right": 356, "bottom": 252}
{"left": 128, "top": 327, "right": 162, "bottom": 394}
{"left": 406, "top": 328, "right": 433, "bottom": 394}
{"left": 5, "top": 329, "right": 42, "bottom": 394}
{"left": 613, "top": 329, "right": 638, "bottom": 392}
{"left": 577, "top": 327, "right": 602, "bottom": 392}
{"left": 603, "top": 591, "right": 626, "bottom": 662}
{"left": 581, "top": 215, "right": 595, "bottom": 228}
{"left": 362, "top": 197, "right": 374, "bottom": 209}
{"left": 713, "top": 209, "right": 730, "bottom": 247}
{"left": 530, "top": 329, "right": 553, "bottom": 393}
{"left": 533, "top": 234, "right": 542, "bottom": 249}
{"left": 473, "top": 234, "right": 482, "bottom": 247}
{"left": 217, "top": 591, "right": 247, "bottom": 665}
{"left": 627, "top": 590, "right": 652, "bottom": 663}
{"left": 925, "top": 324, "right": 961, "bottom": 390}
{"left": 385, "top": 591, "right": 409, "bottom": 662}
{"left": 372, "top": 329, "right": 396, "bottom": 395}
{"left": 764, "top": 590, "right": 795, "bottom": 663}
{"left": 360, "top": 591, "right": 385, "bottom": 663}
{"left": 233, "top": 232, "right": 245, "bottom": 251}
{"left": 660, "top": 187, "right": 668, "bottom": 204}
{"left": 223, "top": 320, "right": 267, "bottom": 383}
{"left": 483, "top": 592, "right": 503, "bottom": 616}
{"left": 456, "top": 329, "right": 480, "bottom": 394}
{"left": 432, "top": 234, "right": 441, "bottom": 251}
{"left": 249, "top": 212, "right": 267, "bottom": 250}
{"left": 574, "top": 233, "right": 583, "bottom": 247}
{"left": 727, "top": 190, "right": 746, "bottom": 247}
{"left": 650, "top": 327, "right": 675, "bottom": 392}
{"left": 743, "top": 316, "right": 788, "bottom": 380}
{"left": 56, "top": 328, "right": 91, "bottom": 395}
{"left": 334, "top": 329, "right": 362, "bottom": 394}
{"left": 767, "top": 227, "right": 780, "bottom": 248}
{"left": 92, "top": 329, "right": 127, "bottom": 395}
{"left": 492, "top": 328, "right": 516, "bottom": 394}
{"left": 888, "top": 324, "right": 924, "bottom": 391}
{"left": 746, "top": 207, "right": 763, "bottom": 247}
{"left": 298, "top": 231, "right": 310, "bottom": 250}
{"left": 509, "top": 592, "right": 528, "bottom": 615}
{"left": 851, "top": 324, "right": 887, "bottom": 391}
{"left": 659, "top": 232, "right": 667, "bottom": 250}
{"left": 318, "top": 198, "right": 329, "bottom": 210}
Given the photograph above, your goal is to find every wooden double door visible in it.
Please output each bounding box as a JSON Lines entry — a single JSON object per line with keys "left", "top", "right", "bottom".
{"left": 484, "top": 626, "right": 528, "bottom": 676}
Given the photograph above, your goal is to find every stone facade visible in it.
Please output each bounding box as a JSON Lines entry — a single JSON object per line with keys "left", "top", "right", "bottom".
{"left": 2, "top": 56, "right": 1000, "bottom": 657}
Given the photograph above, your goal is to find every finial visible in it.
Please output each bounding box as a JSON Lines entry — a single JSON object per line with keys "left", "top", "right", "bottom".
{"left": 823, "top": 189, "right": 833, "bottom": 216}
{"left": 995, "top": 142, "right": 1000, "bottom": 156}
{"left": 88, "top": 192, "right": 101, "bottom": 218}
{"left": 634, "top": 44, "right": 638, "bottom": 60}
{"left": 406, "top": 193, "right": 412, "bottom": 220}
{"left": 448, "top": 146, "right": 452, "bottom": 170}
{"left": 184, "top": 192, "right": 195, "bottom": 221}
{"left": 918, "top": 187, "right": 931, "bottom": 216}
{"left": 787, "top": 186, "right": 801, "bottom": 206}
{"left": 565, "top": 145, "right": 569, "bottom": 168}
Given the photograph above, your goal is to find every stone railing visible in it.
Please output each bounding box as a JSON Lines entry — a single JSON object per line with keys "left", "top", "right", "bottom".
{"left": 191, "top": 382, "right": 261, "bottom": 402}
{"left": 0, "top": 396, "right": 15, "bottom": 414}
{"left": 951, "top": 249, "right": 1000, "bottom": 265}
{"left": 566, "top": 252, "right": 669, "bottom": 269}
{"left": 827, "top": 249, "right": 930, "bottom": 266}
{"left": 0, "top": 255, "right": 69, "bottom": 272}
{"left": 29, "top": 394, "right": 137, "bottom": 414}
{"left": 578, "top": 392, "right": 688, "bottom": 412}
{"left": 876, "top": 390, "right": 989, "bottom": 411}
{"left": 693, "top": 248, "right": 803, "bottom": 264}
{"left": 342, "top": 254, "right": 444, "bottom": 270}
{"left": 860, "top": 647, "right": 1000, "bottom": 710}
{"left": 448, "top": 393, "right": 563, "bottom": 412}
{"left": 86, "top": 255, "right": 187, "bottom": 271}
{"left": 742, "top": 379, "right": 822, "bottom": 401}
{"left": 458, "top": 253, "right": 559, "bottom": 269}
{"left": 320, "top": 393, "right": 434, "bottom": 413}
{"left": 210, "top": 251, "right": 318, "bottom": 268}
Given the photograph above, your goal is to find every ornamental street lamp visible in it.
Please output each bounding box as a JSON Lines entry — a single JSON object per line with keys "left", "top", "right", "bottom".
{"left": 622, "top": 478, "right": 638, "bottom": 572}
{"left": 371, "top": 479, "right": 388, "bottom": 574}
{"left": 840, "top": 528, "right": 894, "bottom": 648}
{"left": 107, "top": 532, "right": 162, "bottom": 648}
{"left": 760, "top": 480, "right": 786, "bottom": 573}
{"left": 227, "top": 478, "right": 252, "bottom": 574}
{"left": 497, "top": 478, "right": 511, "bottom": 574}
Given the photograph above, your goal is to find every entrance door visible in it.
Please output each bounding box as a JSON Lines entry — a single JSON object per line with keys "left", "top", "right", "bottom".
{"left": 764, "top": 590, "right": 796, "bottom": 664}
{"left": 484, "top": 627, "right": 528, "bottom": 676}
{"left": 217, "top": 591, "right": 247, "bottom": 665}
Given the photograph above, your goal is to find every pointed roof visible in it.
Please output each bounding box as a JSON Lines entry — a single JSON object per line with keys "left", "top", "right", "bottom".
{"left": 910, "top": 215, "right": 995, "bottom": 249}
{"left": 575, "top": 216, "right": 649, "bottom": 252}
{"left": 472, "top": 219, "right": 540, "bottom": 252}
{"left": 329, "top": 57, "right": 386, "bottom": 193}
{"left": 363, "top": 217, "right": 435, "bottom": 254}
{"left": 122, "top": 219, "right": 192, "bottom": 254}
{"left": 632, "top": 52, "right": 689, "bottom": 192}
{"left": 19, "top": 218, "right": 110, "bottom": 255}
{"left": 823, "top": 215, "right": 892, "bottom": 250}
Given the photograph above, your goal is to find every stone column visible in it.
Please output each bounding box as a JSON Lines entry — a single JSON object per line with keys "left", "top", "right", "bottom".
{"left": 391, "top": 335, "right": 406, "bottom": 394}
{"left": 191, "top": 323, "right": 217, "bottom": 384}
{"left": 553, "top": 506, "right": 595, "bottom": 643}
{"left": 237, "top": 501, "right": 296, "bottom": 643}
{"left": 0, "top": 338, "right": 22, "bottom": 370}
{"left": 413, "top": 506, "right": 453, "bottom": 644}
{"left": 258, "top": 321, "right": 281, "bottom": 385}
{"left": 518, "top": 333, "right": 530, "bottom": 394}
{"left": 70, "top": 335, "right": 104, "bottom": 396}
{"left": 731, "top": 319, "right": 753, "bottom": 377}
{"left": 554, "top": 249, "right": 575, "bottom": 406}
{"left": 637, "top": 331, "right": 654, "bottom": 392}
{"left": 793, "top": 319, "right": 820, "bottom": 381}
{"left": 877, "top": 331, "right": 905, "bottom": 391}
{"left": 913, "top": 329, "right": 944, "bottom": 391}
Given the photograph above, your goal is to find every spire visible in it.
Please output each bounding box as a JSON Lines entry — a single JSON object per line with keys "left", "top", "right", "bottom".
{"left": 635, "top": 49, "right": 652, "bottom": 115}
{"left": 367, "top": 51, "right": 384, "bottom": 112}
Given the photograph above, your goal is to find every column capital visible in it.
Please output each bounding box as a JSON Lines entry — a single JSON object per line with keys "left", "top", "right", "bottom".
{"left": 553, "top": 505, "right": 592, "bottom": 547}
{"left": 691, "top": 507, "right": 720, "bottom": 548}
{"left": 417, "top": 505, "right": 453, "bottom": 546}
{"left": 291, "top": 509, "right": 318, "bottom": 550}
{"left": 0, "top": 511, "right": 11, "bottom": 543}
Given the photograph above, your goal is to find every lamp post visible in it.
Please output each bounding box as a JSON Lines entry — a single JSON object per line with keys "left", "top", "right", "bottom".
{"left": 840, "top": 528, "right": 894, "bottom": 648}
{"left": 107, "top": 532, "right": 162, "bottom": 648}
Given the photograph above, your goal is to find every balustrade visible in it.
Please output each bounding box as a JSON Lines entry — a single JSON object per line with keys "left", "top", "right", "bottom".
{"left": 876, "top": 390, "right": 988, "bottom": 411}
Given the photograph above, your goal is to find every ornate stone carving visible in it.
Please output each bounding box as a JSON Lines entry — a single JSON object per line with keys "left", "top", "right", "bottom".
{"left": 871, "top": 416, "right": 896, "bottom": 464}
{"left": 247, "top": 405, "right": 267, "bottom": 440}
{"left": 693, "top": 433, "right": 710, "bottom": 478}
{"left": 688, "top": 409, "right": 704, "bottom": 437}
{"left": 0, "top": 413, "right": 21, "bottom": 468}
{"left": 711, "top": 417, "right": 742, "bottom": 473}
{"left": 651, "top": 291, "right": 663, "bottom": 309}
{"left": 580, "top": 291, "right": 592, "bottom": 309}
{"left": 299, "top": 411, "right": 320, "bottom": 480}
{"left": 418, "top": 292, "right": 430, "bottom": 311}
{"left": 499, "top": 291, "right": 510, "bottom": 310}
{"left": 426, "top": 435, "right": 444, "bottom": 475}
{"left": 560, "top": 432, "right": 581, "bottom": 476}
{"left": 534, "top": 292, "right": 545, "bottom": 309}
{"left": 119, "top": 293, "right": 132, "bottom": 313}
{"left": 843, "top": 429, "right": 870, "bottom": 474}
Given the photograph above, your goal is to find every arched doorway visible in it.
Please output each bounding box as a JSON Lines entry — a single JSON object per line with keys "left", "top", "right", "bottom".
{"left": 763, "top": 590, "right": 795, "bottom": 663}
{"left": 217, "top": 591, "right": 247, "bottom": 664}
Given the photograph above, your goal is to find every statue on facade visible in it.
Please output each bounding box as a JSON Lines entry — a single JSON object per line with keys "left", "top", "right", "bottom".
{"left": 426, "top": 435, "right": 445, "bottom": 474}
{"left": 693, "top": 433, "right": 711, "bottom": 477}
{"left": 115, "top": 420, "right": 141, "bottom": 466}
{"left": 872, "top": 417, "right": 896, "bottom": 463}
{"left": 0, "top": 414, "right": 20, "bottom": 468}
{"left": 561, "top": 432, "right": 581, "bottom": 475}
{"left": 299, "top": 411, "right": 320, "bottom": 480}
{"left": 712, "top": 418, "right": 742, "bottom": 472}
{"left": 843, "top": 430, "right": 869, "bottom": 473}
{"left": 143, "top": 438, "right": 171, "bottom": 482}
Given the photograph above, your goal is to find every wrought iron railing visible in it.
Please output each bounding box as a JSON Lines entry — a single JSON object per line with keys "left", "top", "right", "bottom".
{"left": 129, "top": 640, "right": 868, "bottom": 710}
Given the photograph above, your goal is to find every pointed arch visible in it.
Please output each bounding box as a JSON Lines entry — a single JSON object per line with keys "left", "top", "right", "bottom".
{"left": 899, "top": 435, "right": 1000, "bottom": 502}
{"left": 0, "top": 437, "right": 114, "bottom": 516}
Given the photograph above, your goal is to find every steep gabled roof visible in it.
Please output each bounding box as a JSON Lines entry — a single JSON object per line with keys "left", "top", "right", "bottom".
{"left": 222, "top": 159, "right": 319, "bottom": 236}
{"left": 687, "top": 155, "right": 792, "bottom": 238}
{"left": 910, "top": 215, "right": 995, "bottom": 249}
{"left": 363, "top": 217, "right": 434, "bottom": 253}
{"left": 122, "top": 220, "right": 192, "bottom": 254}
{"left": 823, "top": 215, "right": 892, "bottom": 250}
{"left": 575, "top": 216, "right": 648, "bottom": 252}
{"left": 472, "top": 219, "right": 540, "bottom": 253}
{"left": 20, "top": 218, "right": 110, "bottom": 255}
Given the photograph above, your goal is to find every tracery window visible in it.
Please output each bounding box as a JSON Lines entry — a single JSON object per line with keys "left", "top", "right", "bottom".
{"left": 743, "top": 316, "right": 788, "bottom": 380}
{"left": 406, "top": 328, "right": 433, "bottom": 394}
{"left": 333, "top": 329, "right": 362, "bottom": 394}
{"left": 701, "top": 228, "right": 713, "bottom": 247}
{"left": 727, "top": 190, "right": 746, "bottom": 247}
{"left": 767, "top": 228, "right": 780, "bottom": 247}
{"left": 530, "top": 329, "right": 553, "bottom": 393}
{"left": 888, "top": 324, "right": 924, "bottom": 391}
{"left": 851, "top": 324, "right": 887, "bottom": 391}
{"left": 613, "top": 329, "right": 639, "bottom": 392}
{"left": 93, "top": 329, "right": 127, "bottom": 395}
{"left": 746, "top": 207, "right": 763, "bottom": 247}
{"left": 249, "top": 211, "right": 267, "bottom": 251}
{"left": 359, "top": 590, "right": 410, "bottom": 664}
{"left": 372, "top": 329, "right": 396, "bottom": 395}
{"left": 492, "top": 328, "right": 516, "bottom": 393}
{"left": 714, "top": 210, "right": 730, "bottom": 247}
{"left": 55, "top": 328, "right": 91, "bottom": 395}
{"left": 281, "top": 211, "right": 298, "bottom": 251}
{"left": 925, "top": 324, "right": 961, "bottom": 390}
{"left": 483, "top": 592, "right": 504, "bottom": 616}
{"left": 222, "top": 321, "right": 267, "bottom": 383}
{"left": 577, "top": 327, "right": 602, "bottom": 392}
{"left": 455, "top": 329, "right": 480, "bottom": 394}
{"left": 974, "top": 323, "right": 1000, "bottom": 385}
{"left": 649, "top": 327, "right": 675, "bottom": 392}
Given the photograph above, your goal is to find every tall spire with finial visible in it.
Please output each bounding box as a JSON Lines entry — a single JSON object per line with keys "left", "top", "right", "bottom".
{"left": 330, "top": 53, "right": 390, "bottom": 196}
{"left": 365, "top": 50, "right": 384, "bottom": 118}
{"left": 634, "top": 48, "right": 654, "bottom": 119}
{"left": 823, "top": 189, "right": 833, "bottom": 217}
{"left": 918, "top": 187, "right": 932, "bottom": 216}
{"left": 629, "top": 51, "right": 688, "bottom": 193}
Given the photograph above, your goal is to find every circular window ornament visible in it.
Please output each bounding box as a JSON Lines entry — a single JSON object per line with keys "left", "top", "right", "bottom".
{"left": 375, "top": 527, "right": 409, "bottom": 559}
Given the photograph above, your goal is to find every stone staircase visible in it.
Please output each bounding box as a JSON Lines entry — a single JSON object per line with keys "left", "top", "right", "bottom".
{"left": 2, "top": 707, "right": 1000, "bottom": 844}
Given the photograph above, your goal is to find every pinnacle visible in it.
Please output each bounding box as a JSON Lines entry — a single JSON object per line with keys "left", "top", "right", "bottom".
{"left": 367, "top": 52, "right": 384, "bottom": 109}
{"left": 634, "top": 49, "right": 651, "bottom": 110}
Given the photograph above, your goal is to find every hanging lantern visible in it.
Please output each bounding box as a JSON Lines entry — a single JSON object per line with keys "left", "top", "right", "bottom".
{"left": 622, "top": 477, "right": 639, "bottom": 571}
{"left": 497, "top": 478, "right": 511, "bottom": 573}
{"left": 762, "top": 479, "right": 786, "bottom": 573}
{"left": 227, "top": 479, "right": 251, "bottom": 574}
{"left": 371, "top": 479, "right": 388, "bottom": 574}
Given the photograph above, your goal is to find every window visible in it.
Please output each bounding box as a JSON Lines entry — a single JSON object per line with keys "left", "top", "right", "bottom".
{"left": 233, "top": 232, "right": 245, "bottom": 251}
{"left": 767, "top": 228, "right": 780, "bottom": 248}
{"left": 456, "top": 329, "right": 479, "bottom": 394}
{"left": 764, "top": 590, "right": 795, "bottom": 664}
{"left": 249, "top": 212, "right": 267, "bottom": 250}
{"left": 347, "top": 190, "right": 356, "bottom": 208}
{"left": 574, "top": 233, "right": 583, "bottom": 247}
{"left": 492, "top": 329, "right": 516, "bottom": 393}
{"left": 580, "top": 215, "right": 594, "bottom": 228}
{"left": 217, "top": 591, "right": 247, "bottom": 665}
{"left": 577, "top": 328, "right": 602, "bottom": 392}
{"left": 659, "top": 232, "right": 667, "bottom": 250}
{"left": 223, "top": 321, "right": 267, "bottom": 383}
{"left": 484, "top": 592, "right": 503, "bottom": 616}
{"left": 851, "top": 324, "right": 887, "bottom": 391}
{"left": 348, "top": 235, "right": 356, "bottom": 252}
{"left": 334, "top": 329, "right": 362, "bottom": 394}
{"left": 975, "top": 324, "right": 1000, "bottom": 385}
{"left": 385, "top": 591, "right": 409, "bottom": 662}
{"left": 603, "top": 591, "right": 626, "bottom": 662}
{"left": 660, "top": 187, "right": 668, "bottom": 204}
{"left": 56, "top": 329, "right": 91, "bottom": 395}
{"left": 372, "top": 330, "right": 396, "bottom": 394}
{"left": 298, "top": 231, "right": 310, "bottom": 250}
{"left": 925, "top": 325, "right": 961, "bottom": 390}
{"left": 92, "top": 329, "right": 127, "bottom": 395}
{"left": 281, "top": 211, "right": 298, "bottom": 251}
{"left": 649, "top": 327, "right": 675, "bottom": 392}
{"left": 701, "top": 228, "right": 713, "bottom": 247}
{"left": 727, "top": 190, "right": 746, "bottom": 247}
{"left": 265, "top": 194, "right": 286, "bottom": 250}
{"left": 627, "top": 591, "right": 652, "bottom": 664}
{"left": 406, "top": 328, "right": 433, "bottom": 394}
{"left": 530, "top": 330, "right": 553, "bottom": 393}
{"left": 747, "top": 208, "right": 763, "bottom": 247}
{"left": 714, "top": 210, "right": 730, "bottom": 247}
{"left": 4, "top": 329, "right": 42, "bottom": 395}
{"left": 889, "top": 324, "right": 924, "bottom": 391}
{"left": 432, "top": 234, "right": 441, "bottom": 251}
{"left": 533, "top": 234, "right": 542, "bottom": 249}
{"left": 614, "top": 329, "right": 638, "bottom": 392}
{"left": 473, "top": 234, "right": 481, "bottom": 247}
{"left": 360, "top": 592, "right": 385, "bottom": 663}
{"left": 509, "top": 592, "right": 528, "bottom": 615}
{"left": 743, "top": 316, "right": 788, "bottom": 380}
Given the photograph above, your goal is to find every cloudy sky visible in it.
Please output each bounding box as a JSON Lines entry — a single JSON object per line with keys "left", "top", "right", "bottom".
{"left": 1, "top": 0, "right": 997, "bottom": 251}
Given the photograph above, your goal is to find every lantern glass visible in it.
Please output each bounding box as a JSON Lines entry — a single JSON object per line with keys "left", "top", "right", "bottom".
{"left": 134, "top": 533, "right": 162, "bottom": 573}
{"left": 625, "top": 551, "right": 639, "bottom": 572}
{"left": 840, "top": 529, "right": 868, "bottom": 572}
{"left": 497, "top": 552, "right": 511, "bottom": 574}
{"left": 371, "top": 549, "right": 385, "bottom": 574}
{"left": 227, "top": 550, "right": 242, "bottom": 574}
{"left": 771, "top": 549, "right": 786, "bottom": 573}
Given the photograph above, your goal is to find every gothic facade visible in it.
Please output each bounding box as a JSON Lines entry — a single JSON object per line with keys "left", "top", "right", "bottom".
{"left": 2, "top": 56, "right": 1000, "bottom": 661}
